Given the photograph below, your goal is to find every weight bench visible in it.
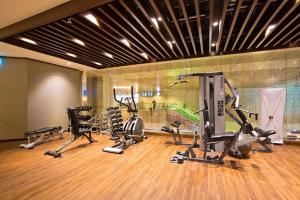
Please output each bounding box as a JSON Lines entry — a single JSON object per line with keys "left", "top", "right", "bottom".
{"left": 44, "top": 106, "right": 96, "bottom": 158}
{"left": 19, "top": 126, "right": 63, "bottom": 149}
{"left": 253, "top": 127, "right": 276, "bottom": 152}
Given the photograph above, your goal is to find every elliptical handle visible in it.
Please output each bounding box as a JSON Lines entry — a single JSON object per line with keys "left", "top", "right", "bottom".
{"left": 113, "top": 88, "right": 128, "bottom": 108}
{"left": 131, "top": 86, "right": 137, "bottom": 110}
{"left": 113, "top": 88, "right": 121, "bottom": 104}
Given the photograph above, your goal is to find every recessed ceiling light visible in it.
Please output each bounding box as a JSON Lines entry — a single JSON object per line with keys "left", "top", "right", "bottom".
{"left": 67, "top": 62, "right": 71, "bottom": 65}
{"left": 121, "top": 39, "right": 130, "bottom": 47}
{"left": 213, "top": 22, "right": 219, "bottom": 27}
{"left": 172, "top": 40, "right": 176, "bottom": 44}
{"left": 167, "top": 41, "right": 173, "bottom": 49}
{"left": 66, "top": 52, "right": 77, "bottom": 58}
{"left": 103, "top": 52, "right": 113, "bottom": 59}
{"left": 212, "top": 43, "right": 216, "bottom": 47}
{"left": 141, "top": 53, "right": 148, "bottom": 60}
{"left": 151, "top": 18, "right": 159, "bottom": 29}
{"left": 83, "top": 13, "right": 99, "bottom": 27}
{"left": 20, "top": 37, "right": 37, "bottom": 45}
{"left": 265, "top": 24, "right": 276, "bottom": 37}
{"left": 93, "top": 62, "right": 102, "bottom": 66}
{"left": 157, "top": 17, "right": 162, "bottom": 21}
{"left": 72, "top": 38, "right": 85, "bottom": 46}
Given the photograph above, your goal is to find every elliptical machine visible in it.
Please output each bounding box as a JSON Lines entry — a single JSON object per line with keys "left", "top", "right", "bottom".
{"left": 103, "top": 86, "right": 145, "bottom": 154}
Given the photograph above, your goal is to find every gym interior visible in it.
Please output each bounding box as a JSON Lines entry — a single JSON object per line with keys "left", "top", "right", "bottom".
{"left": 0, "top": 0, "right": 299, "bottom": 199}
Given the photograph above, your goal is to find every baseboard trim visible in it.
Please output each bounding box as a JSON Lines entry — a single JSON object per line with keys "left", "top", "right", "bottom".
{"left": 284, "top": 140, "right": 300, "bottom": 146}
{"left": 0, "top": 138, "right": 26, "bottom": 142}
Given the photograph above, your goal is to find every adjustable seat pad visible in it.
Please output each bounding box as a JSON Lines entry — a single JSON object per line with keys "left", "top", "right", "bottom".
{"left": 209, "top": 132, "right": 236, "bottom": 142}
{"left": 161, "top": 126, "right": 174, "bottom": 133}
{"left": 254, "top": 127, "right": 276, "bottom": 137}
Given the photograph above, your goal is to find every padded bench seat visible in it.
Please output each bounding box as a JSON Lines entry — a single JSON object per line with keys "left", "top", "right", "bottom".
{"left": 24, "top": 126, "right": 62, "bottom": 137}
{"left": 254, "top": 127, "right": 275, "bottom": 137}
{"left": 161, "top": 126, "right": 174, "bottom": 133}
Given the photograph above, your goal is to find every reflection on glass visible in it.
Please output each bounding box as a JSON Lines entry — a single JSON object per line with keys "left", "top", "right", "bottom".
{"left": 86, "top": 48, "right": 300, "bottom": 135}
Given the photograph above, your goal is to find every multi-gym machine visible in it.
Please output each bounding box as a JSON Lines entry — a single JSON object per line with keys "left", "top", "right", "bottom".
{"left": 171, "top": 72, "right": 261, "bottom": 164}
{"left": 171, "top": 72, "right": 238, "bottom": 164}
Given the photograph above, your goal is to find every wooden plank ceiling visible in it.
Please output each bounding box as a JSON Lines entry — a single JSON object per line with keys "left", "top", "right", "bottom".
{"left": 1, "top": 0, "right": 299, "bottom": 69}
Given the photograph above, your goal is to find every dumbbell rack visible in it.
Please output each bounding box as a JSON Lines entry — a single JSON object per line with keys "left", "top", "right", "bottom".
{"left": 107, "top": 107, "right": 124, "bottom": 137}
{"left": 100, "top": 113, "right": 109, "bottom": 132}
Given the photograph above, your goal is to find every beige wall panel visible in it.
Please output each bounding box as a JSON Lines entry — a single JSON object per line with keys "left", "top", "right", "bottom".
{"left": 0, "top": 58, "right": 28, "bottom": 139}
{"left": 27, "top": 60, "right": 82, "bottom": 130}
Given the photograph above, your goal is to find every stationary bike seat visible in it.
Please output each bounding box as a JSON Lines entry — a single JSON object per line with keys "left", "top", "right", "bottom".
{"left": 254, "top": 127, "right": 275, "bottom": 137}
{"left": 161, "top": 126, "right": 174, "bottom": 133}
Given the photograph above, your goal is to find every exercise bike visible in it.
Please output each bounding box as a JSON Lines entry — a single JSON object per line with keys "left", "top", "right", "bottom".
{"left": 103, "top": 86, "right": 145, "bottom": 154}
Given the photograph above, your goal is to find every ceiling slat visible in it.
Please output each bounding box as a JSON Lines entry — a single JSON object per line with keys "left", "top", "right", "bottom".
{"left": 149, "top": 0, "right": 184, "bottom": 57}
{"left": 274, "top": 24, "right": 300, "bottom": 46}
{"left": 239, "top": 0, "right": 272, "bottom": 50}
{"left": 179, "top": 0, "right": 197, "bottom": 55}
{"left": 258, "top": 2, "right": 300, "bottom": 48}
{"left": 52, "top": 21, "right": 135, "bottom": 63}
{"left": 133, "top": 0, "right": 178, "bottom": 57}
{"left": 48, "top": 24, "right": 128, "bottom": 64}
{"left": 98, "top": 7, "right": 156, "bottom": 60}
{"left": 216, "top": 0, "right": 228, "bottom": 53}
{"left": 73, "top": 16, "right": 143, "bottom": 61}
{"left": 31, "top": 29, "right": 114, "bottom": 65}
{"left": 194, "top": 0, "right": 204, "bottom": 55}
{"left": 120, "top": 0, "right": 172, "bottom": 58}
{"left": 109, "top": 4, "right": 165, "bottom": 59}
{"left": 165, "top": 0, "right": 190, "bottom": 56}
{"left": 283, "top": 31, "right": 300, "bottom": 46}
{"left": 0, "top": 0, "right": 113, "bottom": 40}
{"left": 294, "top": 37, "right": 300, "bottom": 45}
{"left": 247, "top": 0, "right": 287, "bottom": 49}
{"left": 209, "top": 0, "right": 213, "bottom": 54}
{"left": 231, "top": 0, "right": 258, "bottom": 51}
{"left": 1, "top": 0, "right": 299, "bottom": 69}
{"left": 264, "top": 12, "right": 300, "bottom": 47}
{"left": 15, "top": 35, "right": 103, "bottom": 67}
{"left": 223, "top": 0, "right": 243, "bottom": 52}
{"left": 22, "top": 33, "right": 118, "bottom": 65}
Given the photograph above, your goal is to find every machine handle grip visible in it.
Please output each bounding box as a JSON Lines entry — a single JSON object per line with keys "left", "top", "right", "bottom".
{"left": 194, "top": 108, "right": 205, "bottom": 114}
{"left": 249, "top": 112, "right": 258, "bottom": 120}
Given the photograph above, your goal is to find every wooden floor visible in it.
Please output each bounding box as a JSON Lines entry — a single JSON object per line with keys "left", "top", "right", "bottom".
{"left": 0, "top": 134, "right": 300, "bottom": 200}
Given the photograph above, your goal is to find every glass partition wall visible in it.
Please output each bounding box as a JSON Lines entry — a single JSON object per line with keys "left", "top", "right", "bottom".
{"left": 86, "top": 48, "right": 300, "bottom": 134}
